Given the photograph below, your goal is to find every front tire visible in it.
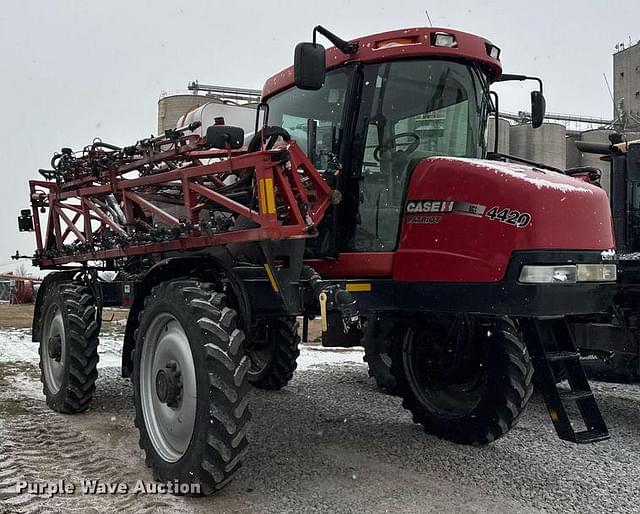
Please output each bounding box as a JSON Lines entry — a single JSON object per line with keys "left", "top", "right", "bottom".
{"left": 246, "top": 318, "right": 300, "bottom": 390}
{"left": 391, "top": 316, "right": 534, "bottom": 445}
{"left": 133, "top": 279, "right": 251, "bottom": 494}
{"left": 38, "top": 281, "right": 100, "bottom": 413}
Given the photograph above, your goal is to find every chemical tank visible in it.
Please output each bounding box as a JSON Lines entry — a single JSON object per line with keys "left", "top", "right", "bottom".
{"left": 509, "top": 122, "right": 566, "bottom": 170}
{"left": 487, "top": 117, "right": 510, "bottom": 154}
{"left": 176, "top": 100, "right": 258, "bottom": 136}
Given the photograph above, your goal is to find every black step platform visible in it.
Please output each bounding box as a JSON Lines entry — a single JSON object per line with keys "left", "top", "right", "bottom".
{"left": 521, "top": 318, "right": 610, "bottom": 444}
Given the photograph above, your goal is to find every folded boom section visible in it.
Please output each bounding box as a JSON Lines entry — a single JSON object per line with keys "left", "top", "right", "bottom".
{"left": 27, "top": 127, "right": 332, "bottom": 268}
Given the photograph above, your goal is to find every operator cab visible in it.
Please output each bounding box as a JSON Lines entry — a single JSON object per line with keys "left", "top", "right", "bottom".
{"left": 264, "top": 28, "right": 493, "bottom": 257}
{"left": 262, "top": 26, "right": 552, "bottom": 278}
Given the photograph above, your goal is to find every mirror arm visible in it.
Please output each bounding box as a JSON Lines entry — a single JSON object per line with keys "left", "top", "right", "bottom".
{"left": 498, "top": 73, "right": 543, "bottom": 93}
{"left": 313, "top": 25, "right": 358, "bottom": 55}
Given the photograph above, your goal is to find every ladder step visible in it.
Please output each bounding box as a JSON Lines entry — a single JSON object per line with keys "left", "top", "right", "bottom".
{"left": 547, "top": 351, "right": 580, "bottom": 362}
{"left": 522, "top": 318, "right": 609, "bottom": 444}
{"left": 574, "top": 430, "right": 611, "bottom": 444}
{"left": 559, "top": 390, "right": 593, "bottom": 401}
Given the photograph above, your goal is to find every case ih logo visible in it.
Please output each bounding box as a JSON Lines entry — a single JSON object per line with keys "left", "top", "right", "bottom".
{"left": 405, "top": 200, "right": 486, "bottom": 217}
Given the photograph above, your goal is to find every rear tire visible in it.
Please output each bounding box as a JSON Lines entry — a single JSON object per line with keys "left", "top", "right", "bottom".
{"left": 247, "top": 318, "right": 300, "bottom": 390}
{"left": 133, "top": 279, "right": 251, "bottom": 494}
{"left": 391, "top": 316, "right": 534, "bottom": 445}
{"left": 38, "top": 281, "right": 100, "bottom": 413}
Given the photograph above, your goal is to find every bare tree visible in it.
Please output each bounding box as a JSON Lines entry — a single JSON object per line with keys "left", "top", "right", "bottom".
{"left": 15, "top": 263, "right": 28, "bottom": 277}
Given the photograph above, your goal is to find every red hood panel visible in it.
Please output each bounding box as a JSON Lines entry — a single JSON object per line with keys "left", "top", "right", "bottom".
{"left": 394, "top": 157, "right": 615, "bottom": 282}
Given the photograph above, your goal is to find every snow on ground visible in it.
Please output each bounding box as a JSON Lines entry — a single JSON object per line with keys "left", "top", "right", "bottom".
{"left": 0, "top": 327, "right": 364, "bottom": 371}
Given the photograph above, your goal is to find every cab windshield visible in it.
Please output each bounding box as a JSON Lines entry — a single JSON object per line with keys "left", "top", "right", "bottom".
{"left": 349, "top": 59, "right": 490, "bottom": 252}
{"left": 360, "top": 59, "right": 490, "bottom": 165}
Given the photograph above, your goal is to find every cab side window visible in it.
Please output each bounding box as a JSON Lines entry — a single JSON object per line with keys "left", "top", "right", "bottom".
{"left": 266, "top": 69, "right": 352, "bottom": 170}
{"left": 266, "top": 67, "right": 353, "bottom": 258}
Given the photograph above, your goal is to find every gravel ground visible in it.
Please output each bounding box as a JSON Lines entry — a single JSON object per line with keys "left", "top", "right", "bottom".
{"left": 1, "top": 352, "right": 640, "bottom": 513}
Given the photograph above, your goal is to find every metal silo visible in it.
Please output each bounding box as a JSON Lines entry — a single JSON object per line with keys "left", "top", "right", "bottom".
{"left": 580, "top": 129, "right": 614, "bottom": 194}
{"left": 509, "top": 122, "right": 567, "bottom": 169}
{"left": 157, "top": 94, "right": 211, "bottom": 134}
{"left": 566, "top": 132, "right": 582, "bottom": 169}
{"left": 623, "top": 131, "right": 640, "bottom": 143}
{"left": 487, "top": 117, "right": 510, "bottom": 154}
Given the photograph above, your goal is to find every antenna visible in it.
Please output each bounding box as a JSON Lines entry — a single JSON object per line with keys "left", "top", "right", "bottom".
{"left": 425, "top": 9, "right": 433, "bottom": 27}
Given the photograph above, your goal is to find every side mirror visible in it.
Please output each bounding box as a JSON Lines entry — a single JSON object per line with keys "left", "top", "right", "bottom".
{"left": 531, "top": 90, "right": 546, "bottom": 129}
{"left": 206, "top": 125, "right": 244, "bottom": 149}
{"left": 294, "top": 42, "right": 326, "bottom": 90}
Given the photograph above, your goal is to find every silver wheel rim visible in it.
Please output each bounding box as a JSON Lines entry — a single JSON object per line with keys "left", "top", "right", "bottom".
{"left": 140, "top": 313, "right": 197, "bottom": 463}
{"left": 248, "top": 322, "right": 274, "bottom": 378}
{"left": 42, "top": 304, "right": 66, "bottom": 394}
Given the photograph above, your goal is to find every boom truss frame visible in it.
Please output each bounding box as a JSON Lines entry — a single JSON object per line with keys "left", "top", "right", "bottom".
{"left": 29, "top": 135, "right": 333, "bottom": 269}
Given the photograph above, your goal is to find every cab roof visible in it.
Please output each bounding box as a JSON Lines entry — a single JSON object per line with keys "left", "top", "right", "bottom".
{"left": 261, "top": 27, "right": 502, "bottom": 99}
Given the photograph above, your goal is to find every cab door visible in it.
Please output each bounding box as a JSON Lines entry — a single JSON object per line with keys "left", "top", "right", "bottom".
{"left": 265, "top": 66, "right": 356, "bottom": 258}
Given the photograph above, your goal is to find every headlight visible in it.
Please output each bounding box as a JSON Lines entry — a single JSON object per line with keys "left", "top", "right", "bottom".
{"left": 576, "top": 264, "right": 617, "bottom": 282}
{"left": 519, "top": 265, "right": 576, "bottom": 284}
{"left": 485, "top": 43, "right": 501, "bottom": 60}
{"left": 519, "top": 264, "right": 617, "bottom": 284}
{"left": 431, "top": 32, "right": 457, "bottom": 48}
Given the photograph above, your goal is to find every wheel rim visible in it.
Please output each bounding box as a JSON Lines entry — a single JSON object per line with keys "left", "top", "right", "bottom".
{"left": 42, "top": 304, "right": 66, "bottom": 394}
{"left": 140, "top": 313, "right": 197, "bottom": 463}
{"left": 404, "top": 319, "right": 487, "bottom": 419}
{"left": 247, "top": 322, "right": 275, "bottom": 378}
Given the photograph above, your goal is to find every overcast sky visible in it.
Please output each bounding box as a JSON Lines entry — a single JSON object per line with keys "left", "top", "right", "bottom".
{"left": 1, "top": 0, "right": 639, "bottom": 266}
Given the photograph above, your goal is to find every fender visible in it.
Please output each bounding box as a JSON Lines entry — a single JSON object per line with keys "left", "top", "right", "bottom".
{"left": 120, "top": 256, "right": 252, "bottom": 378}
{"left": 32, "top": 270, "right": 80, "bottom": 342}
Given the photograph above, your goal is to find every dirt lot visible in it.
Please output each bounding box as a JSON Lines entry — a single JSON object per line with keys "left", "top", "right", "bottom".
{"left": 0, "top": 304, "right": 129, "bottom": 330}
{"left": 0, "top": 304, "right": 322, "bottom": 342}
{"left": 0, "top": 305, "right": 34, "bottom": 330}
{"left": 1, "top": 308, "right": 640, "bottom": 513}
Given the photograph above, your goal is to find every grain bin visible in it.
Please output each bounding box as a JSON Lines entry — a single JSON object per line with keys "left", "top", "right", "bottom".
{"left": 487, "top": 117, "right": 510, "bottom": 154}
{"left": 580, "top": 129, "right": 614, "bottom": 194}
{"left": 566, "top": 133, "right": 582, "bottom": 169}
{"left": 157, "top": 94, "right": 211, "bottom": 134}
{"left": 509, "top": 122, "right": 566, "bottom": 169}
{"left": 623, "top": 131, "right": 640, "bottom": 143}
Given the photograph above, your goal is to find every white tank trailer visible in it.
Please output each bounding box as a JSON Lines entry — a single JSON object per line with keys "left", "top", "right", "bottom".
{"left": 176, "top": 101, "right": 258, "bottom": 137}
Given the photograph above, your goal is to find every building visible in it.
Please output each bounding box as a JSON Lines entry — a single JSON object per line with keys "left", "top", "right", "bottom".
{"left": 614, "top": 40, "right": 640, "bottom": 130}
